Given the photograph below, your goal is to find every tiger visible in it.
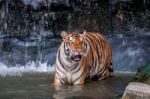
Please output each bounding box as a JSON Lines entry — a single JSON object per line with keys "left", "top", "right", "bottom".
{"left": 53, "top": 31, "right": 113, "bottom": 86}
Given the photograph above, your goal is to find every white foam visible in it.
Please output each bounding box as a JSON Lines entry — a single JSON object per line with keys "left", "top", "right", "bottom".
{"left": 0, "top": 61, "right": 55, "bottom": 77}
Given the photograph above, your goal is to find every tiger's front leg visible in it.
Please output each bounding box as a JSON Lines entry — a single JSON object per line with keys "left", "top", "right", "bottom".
{"left": 73, "top": 77, "right": 85, "bottom": 85}
{"left": 53, "top": 76, "right": 65, "bottom": 90}
{"left": 53, "top": 73, "right": 63, "bottom": 86}
{"left": 72, "top": 72, "right": 85, "bottom": 85}
{"left": 54, "top": 71, "right": 85, "bottom": 85}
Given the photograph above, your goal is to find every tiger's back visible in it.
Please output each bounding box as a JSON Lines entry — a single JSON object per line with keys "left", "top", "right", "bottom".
{"left": 82, "top": 32, "right": 113, "bottom": 80}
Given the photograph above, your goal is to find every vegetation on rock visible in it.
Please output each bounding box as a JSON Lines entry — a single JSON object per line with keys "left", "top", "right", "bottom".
{"left": 134, "top": 64, "right": 150, "bottom": 84}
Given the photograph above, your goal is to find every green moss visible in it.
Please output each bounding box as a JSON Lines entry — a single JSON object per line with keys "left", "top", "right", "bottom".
{"left": 134, "top": 64, "right": 150, "bottom": 84}
{"left": 143, "top": 65, "right": 150, "bottom": 74}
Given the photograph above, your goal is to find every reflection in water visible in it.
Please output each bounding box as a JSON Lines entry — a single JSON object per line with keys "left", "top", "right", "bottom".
{"left": 53, "top": 85, "right": 83, "bottom": 99}
{"left": 0, "top": 73, "right": 134, "bottom": 99}
{"left": 52, "top": 73, "right": 133, "bottom": 99}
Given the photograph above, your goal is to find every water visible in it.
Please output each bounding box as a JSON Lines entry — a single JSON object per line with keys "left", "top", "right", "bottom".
{"left": 0, "top": 1, "right": 149, "bottom": 98}
{"left": 0, "top": 73, "right": 134, "bottom": 99}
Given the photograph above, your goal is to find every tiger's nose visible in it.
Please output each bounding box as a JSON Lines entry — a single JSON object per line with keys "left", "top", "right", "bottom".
{"left": 77, "top": 48, "right": 82, "bottom": 52}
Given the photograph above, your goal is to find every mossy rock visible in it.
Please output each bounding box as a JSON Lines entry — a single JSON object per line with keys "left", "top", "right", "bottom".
{"left": 134, "top": 64, "right": 150, "bottom": 84}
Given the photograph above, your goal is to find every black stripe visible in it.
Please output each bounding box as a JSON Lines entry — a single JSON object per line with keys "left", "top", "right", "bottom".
{"left": 56, "top": 64, "right": 66, "bottom": 75}
{"left": 100, "top": 72, "right": 108, "bottom": 80}
{"left": 91, "top": 34, "right": 101, "bottom": 62}
{"left": 99, "top": 65, "right": 107, "bottom": 76}
{"left": 55, "top": 76, "right": 64, "bottom": 84}
{"left": 56, "top": 71, "right": 65, "bottom": 83}
{"left": 71, "top": 33, "right": 80, "bottom": 38}
{"left": 58, "top": 50, "right": 69, "bottom": 72}
{"left": 85, "top": 37, "right": 94, "bottom": 60}
{"left": 64, "top": 43, "right": 70, "bottom": 56}
{"left": 92, "top": 33, "right": 104, "bottom": 63}
{"left": 70, "top": 64, "right": 78, "bottom": 71}
{"left": 73, "top": 75, "right": 81, "bottom": 83}
{"left": 86, "top": 34, "right": 96, "bottom": 49}
{"left": 98, "top": 39, "right": 103, "bottom": 63}
{"left": 98, "top": 64, "right": 106, "bottom": 74}
{"left": 72, "top": 65, "right": 81, "bottom": 74}
{"left": 94, "top": 33, "right": 105, "bottom": 57}
{"left": 94, "top": 36, "right": 107, "bottom": 73}
{"left": 86, "top": 35, "right": 97, "bottom": 70}
{"left": 84, "top": 42, "right": 87, "bottom": 52}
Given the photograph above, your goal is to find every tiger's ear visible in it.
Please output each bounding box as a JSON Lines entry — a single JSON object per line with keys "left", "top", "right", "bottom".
{"left": 61, "top": 31, "right": 68, "bottom": 41}
{"left": 82, "top": 30, "right": 86, "bottom": 35}
{"left": 61, "top": 31, "right": 67, "bottom": 38}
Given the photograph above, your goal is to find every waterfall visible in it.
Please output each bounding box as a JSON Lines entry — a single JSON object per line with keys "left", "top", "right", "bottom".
{"left": 0, "top": 0, "right": 149, "bottom": 76}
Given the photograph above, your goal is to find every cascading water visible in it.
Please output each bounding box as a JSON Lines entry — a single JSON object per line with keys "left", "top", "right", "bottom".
{"left": 0, "top": 0, "right": 150, "bottom": 76}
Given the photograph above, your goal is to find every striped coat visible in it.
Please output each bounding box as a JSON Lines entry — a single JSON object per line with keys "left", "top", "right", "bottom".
{"left": 54, "top": 31, "right": 113, "bottom": 85}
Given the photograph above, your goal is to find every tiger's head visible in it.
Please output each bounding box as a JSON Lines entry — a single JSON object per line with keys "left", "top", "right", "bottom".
{"left": 61, "top": 31, "right": 87, "bottom": 62}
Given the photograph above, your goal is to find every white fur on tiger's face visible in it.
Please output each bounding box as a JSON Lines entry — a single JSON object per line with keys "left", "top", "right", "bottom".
{"left": 53, "top": 31, "right": 113, "bottom": 86}
{"left": 62, "top": 31, "right": 87, "bottom": 62}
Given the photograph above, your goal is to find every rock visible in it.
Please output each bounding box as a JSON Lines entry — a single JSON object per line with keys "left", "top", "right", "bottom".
{"left": 134, "top": 64, "right": 150, "bottom": 84}
{"left": 122, "top": 82, "right": 150, "bottom": 99}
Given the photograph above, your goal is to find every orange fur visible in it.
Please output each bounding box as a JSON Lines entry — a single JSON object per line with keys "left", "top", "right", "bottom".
{"left": 54, "top": 31, "right": 113, "bottom": 85}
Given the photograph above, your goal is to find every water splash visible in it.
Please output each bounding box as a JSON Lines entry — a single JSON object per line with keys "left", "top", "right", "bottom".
{"left": 0, "top": 61, "right": 54, "bottom": 77}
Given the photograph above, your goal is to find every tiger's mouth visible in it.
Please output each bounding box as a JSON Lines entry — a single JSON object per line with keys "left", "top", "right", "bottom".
{"left": 71, "top": 55, "right": 82, "bottom": 62}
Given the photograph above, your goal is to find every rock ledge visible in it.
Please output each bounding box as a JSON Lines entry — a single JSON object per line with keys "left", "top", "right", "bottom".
{"left": 122, "top": 82, "right": 150, "bottom": 99}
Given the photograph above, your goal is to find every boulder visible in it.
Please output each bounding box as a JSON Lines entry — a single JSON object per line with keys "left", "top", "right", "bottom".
{"left": 122, "top": 82, "right": 150, "bottom": 99}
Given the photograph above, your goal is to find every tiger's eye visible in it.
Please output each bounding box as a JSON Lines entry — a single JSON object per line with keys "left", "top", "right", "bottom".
{"left": 81, "top": 41, "right": 84, "bottom": 44}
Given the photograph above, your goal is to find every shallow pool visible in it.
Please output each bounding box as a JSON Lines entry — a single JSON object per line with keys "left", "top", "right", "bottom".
{"left": 0, "top": 73, "right": 134, "bottom": 99}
